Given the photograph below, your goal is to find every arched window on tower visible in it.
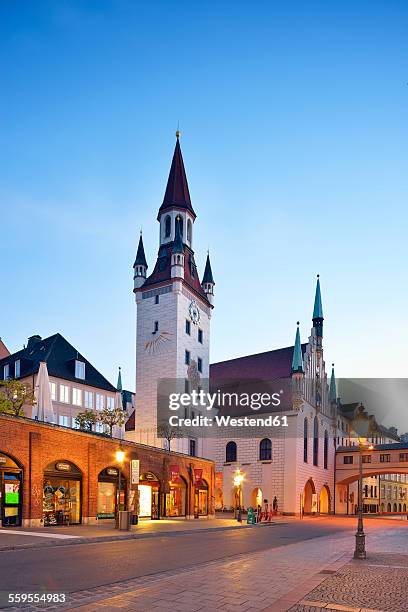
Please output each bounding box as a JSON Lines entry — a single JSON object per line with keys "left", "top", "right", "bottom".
{"left": 175, "top": 216, "right": 183, "bottom": 237}
{"left": 304, "top": 418, "right": 308, "bottom": 463}
{"left": 187, "top": 219, "right": 192, "bottom": 243}
{"left": 259, "top": 438, "right": 272, "bottom": 461}
{"left": 226, "top": 441, "right": 237, "bottom": 463}
{"left": 165, "top": 215, "right": 171, "bottom": 238}
{"left": 324, "top": 430, "right": 328, "bottom": 469}
{"left": 313, "top": 416, "right": 319, "bottom": 466}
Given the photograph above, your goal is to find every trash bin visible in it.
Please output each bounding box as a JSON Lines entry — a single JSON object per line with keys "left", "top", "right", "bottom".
{"left": 131, "top": 513, "right": 139, "bottom": 526}
{"left": 119, "top": 510, "right": 131, "bottom": 531}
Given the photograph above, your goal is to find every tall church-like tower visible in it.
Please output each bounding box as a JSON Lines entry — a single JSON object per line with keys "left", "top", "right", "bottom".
{"left": 128, "top": 133, "right": 214, "bottom": 453}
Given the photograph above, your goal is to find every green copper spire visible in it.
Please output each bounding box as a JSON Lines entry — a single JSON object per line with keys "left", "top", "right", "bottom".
{"left": 313, "top": 275, "right": 323, "bottom": 320}
{"left": 117, "top": 366, "right": 123, "bottom": 392}
{"left": 291, "top": 322, "right": 304, "bottom": 374}
{"left": 329, "top": 363, "right": 337, "bottom": 403}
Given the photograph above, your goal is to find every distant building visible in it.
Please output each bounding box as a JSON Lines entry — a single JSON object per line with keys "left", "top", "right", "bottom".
{"left": 0, "top": 338, "right": 9, "bottom": 360}
{"left": 0, "top": 333, "right": 125, "bottom": 437}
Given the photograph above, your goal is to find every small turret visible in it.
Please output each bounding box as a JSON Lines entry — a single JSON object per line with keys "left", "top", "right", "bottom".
{"left": 171, "top": 216, "right": 185, "bottom": 278}
{"left": 329, "top": 363, "right": 337, "bottom": 405}
{"left": 291, "top": 322, "right": 304, "bottom": 374}
{"left": 133, "top": 232, "right": 148, "bottom": 290}
{"left": 312, "top": 274, "right": 324, "bottom": 341}
{"left": 201, "top": 252, "right": 215, "bottom": 305}
{"left": 117, "top": 366, "right": 123, "bottom": 392}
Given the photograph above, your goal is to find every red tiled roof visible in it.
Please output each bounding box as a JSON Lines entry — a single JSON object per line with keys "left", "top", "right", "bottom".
{"left": 0, "top": 338, "right": 10, "bottom": 359}
{"left": 157, "top": 138, "right": 196, "bottom": 220}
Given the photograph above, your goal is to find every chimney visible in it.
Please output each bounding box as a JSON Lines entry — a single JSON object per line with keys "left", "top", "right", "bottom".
{"left": 27, "top": 335, "right": 42, "bottom": 350}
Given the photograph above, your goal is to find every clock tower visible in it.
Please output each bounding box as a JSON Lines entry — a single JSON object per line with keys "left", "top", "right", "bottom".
{"left": 128, "top": 133, "right": 215, "bottom": 454}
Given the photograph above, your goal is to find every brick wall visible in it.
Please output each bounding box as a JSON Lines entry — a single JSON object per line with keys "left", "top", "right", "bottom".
{"left": 0, "top": 414, "right": 214, "bottom": 527}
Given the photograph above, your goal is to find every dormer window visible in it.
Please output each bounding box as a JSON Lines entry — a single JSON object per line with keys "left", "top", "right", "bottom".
{"left": 75, "top": 360, "right": 85, "bottom": 380}
{"left": 14, "top": 360, "right": 20, "bottom": 378}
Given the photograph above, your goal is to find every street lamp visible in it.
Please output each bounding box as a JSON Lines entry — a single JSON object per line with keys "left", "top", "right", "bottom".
{"left": 115, "top": 449, "right": 125, "bottom": 523}
{"left": 233, "top": 469, "right": 244, "bottom": 523}
{"left": 351, "top": 404, "right": 376, "bottom": 560}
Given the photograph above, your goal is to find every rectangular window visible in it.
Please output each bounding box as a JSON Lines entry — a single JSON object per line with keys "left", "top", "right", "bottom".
{"left": 49, "top": 382, "right": 57, "bottom": 401}
{"left": 59, "top": 415, "right": 69, "bottom": 427}
{"left": 59, "top": 385, "right": 70, "bottom": 403}
{"left": 96, "top": 394, "right": 104, "bottom": 410}
{"left": 185, "top": 350, "right": 190, "bottom": 365}
{"left": 75, "top": 360, "right": 86, "bottom": 380}
{"left": 153, "top": 321, "right": 159, "bottom": 333}
{"left": 72, "top": 417, "right": 80, "bottom": 429}
{"left": 84, "top": 391, "right": 93, "bottom": 409}
{"left": 106, "top": 396, "right": 115, "bottom": 410}
{"left": 189, "top": 439, "right": 196, "bottom": 457}
{"left": 362, "top": 455, "right": 371, "bottom": 463}
{"left": 3, "top": 364, "right": 9, "bottom": 380}
{"left": 400, "top": 453, "right": 408, "bottom": 462}
{"left": 155, "top": 295, "right": 159, "bottom": 304}
{"left": 343, "top": 456, "right": 353, "bottom": 464}
{"left": 380, "top": 454, "right": 391, "bottom": 463}
{"left": 197, "top": 357, "right": 202, "bottom": 373}
{"left": 95, "top": 422, "right": 104, "bottom": 433}
{"left": 14, "top": 360, "right": 20, "bottom": 378}
{"left": 72, "top": 388, "right": 82, "bottom": 406}
{"left": 198, "top": 328, "right": 203, "bottom": 344}
{"left": 185, "top": 320, "right": 191, "bottom": 335}
{"left": 184, "top": 379, "right": 189, "bottom": 393}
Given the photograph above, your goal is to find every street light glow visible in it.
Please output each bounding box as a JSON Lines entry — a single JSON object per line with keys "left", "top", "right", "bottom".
{"left": 233, "top": 469, "right": 244, "bottom": 487}
{"left": 115, "top": 450, "right": 125, "bottom": 463}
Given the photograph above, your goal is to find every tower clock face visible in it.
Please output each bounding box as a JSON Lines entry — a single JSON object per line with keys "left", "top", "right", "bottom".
{"left": 189, "top": 300, "right": 200, "bottom": 325}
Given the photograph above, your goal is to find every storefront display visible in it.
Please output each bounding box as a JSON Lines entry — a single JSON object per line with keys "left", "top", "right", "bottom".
{"left": 97, "top": 467, "right": 125, "bottom": 519}
{"left": 195, "top": 481, "right": 209, "bottom": 515}
{"left": 165, "top": 478, "right": 187, "bottom": 517}
{"left": 138, "top": 472, "right": 160, "bottom": 519}
{"left": 43, "top": 461, "right": 82, "bottom": 526}
{"left": 0, "top": 452, "right": 23, "bottom": 527}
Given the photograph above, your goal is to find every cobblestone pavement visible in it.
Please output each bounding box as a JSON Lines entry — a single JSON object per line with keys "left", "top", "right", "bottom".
{"left": 2, "top": 522, "right": 408, "bottom": 611}
{"left": 289, "top": 553, "right": 408, "bottom": 612}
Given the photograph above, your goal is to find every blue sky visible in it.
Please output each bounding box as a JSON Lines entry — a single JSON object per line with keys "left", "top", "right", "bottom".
{"left": 1, "top": 1, "right": 407, "bottom": 395}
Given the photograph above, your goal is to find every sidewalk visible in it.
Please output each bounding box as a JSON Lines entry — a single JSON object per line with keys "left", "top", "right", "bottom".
{"left": 0, "top": 514, "right": 283, "bottom": 551}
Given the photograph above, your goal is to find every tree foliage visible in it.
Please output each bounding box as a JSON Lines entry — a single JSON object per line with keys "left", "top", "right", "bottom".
{"left": 98, "top": 405, "right": 126, "bottom": 436}
{"left": 74, "top": 410, "right": 97, "bottom": 431}
{"left": 0, "top": 379, "right": 36, "bottom": 417}
{"left": 157, "top": 423, "right": 184, "bottom": 451}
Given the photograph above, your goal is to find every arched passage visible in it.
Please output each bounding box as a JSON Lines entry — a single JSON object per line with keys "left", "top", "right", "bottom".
{"left": 303, "top": 479, "right": 316, "bottom": 514}
{"left": 251, "top": 487, "right": 263, "bottom": 509}
{"left": 319, "top": 485, "right": 331, "bottom": 514}
{"left": 43, "top": 460, "right": 82, "bottom": 526}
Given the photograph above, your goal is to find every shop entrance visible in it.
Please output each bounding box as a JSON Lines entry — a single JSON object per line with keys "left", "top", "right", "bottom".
{"left": 139, "top": 472, "right": 160, "bottom": 519}
{"left": 97, "top": 467, "right": 126, "bottom": 519}
{"left": 194, "top": 479, "right": 209, "bottom": 516}
{"left": 43, "top": 461, "right": 82, "bottom": 526}
{"left": 165, "top": 476, "right": 187, "bottom": 517}
{"left": 0, "top": 452, "right": 23, "bottom": 527}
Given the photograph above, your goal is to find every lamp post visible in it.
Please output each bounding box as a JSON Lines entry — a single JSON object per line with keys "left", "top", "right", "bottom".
{"left": 354, "top": 440, "right": 374, "bottom": 559}
{"left": 233, "top": 469, "right": 244, "bottom": 523}
{"left": 115, "top": 449, "right": 125, "bottom": 526}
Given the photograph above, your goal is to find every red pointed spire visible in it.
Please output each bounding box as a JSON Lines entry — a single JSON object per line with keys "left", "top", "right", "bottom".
{"left": 157, "top": 134, "right": 196, "bottom": 220}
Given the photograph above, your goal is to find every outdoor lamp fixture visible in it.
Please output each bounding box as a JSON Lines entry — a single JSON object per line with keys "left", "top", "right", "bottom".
{"left": 115, "top": 449, "right": 125, "bottom": 522}
{"left": 233, "top": 469, "right": 244, "bottom": 523}
{"left": 351, "top": 405, "right": 376, "bottom": 560}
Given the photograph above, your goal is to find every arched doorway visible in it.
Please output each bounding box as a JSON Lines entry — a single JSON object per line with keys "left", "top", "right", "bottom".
{"left": 319, "top": 485, "right": 330, "bottom": 514}
{"left": 393, "top": 503, "right": 398, "bottom": 512}
{"left": 165, "top": 475, "right": 187, "bottom": 517}
{"left": 43, "top": 460, "right": 82, "bottom": 526}
{"left": 251, "top": 487, "right": 263, "bottom": 509}
{"left": 215, "top": 488, "right": 223, "bottom": 510}
{"left": 0, "top": 451, "right": 23, "bottom": 527}
{"left": 97, "top": 467, "right": 126, "bottom": 519}
{"left": 303, "top": 479, "right": 316, "bottom": 514}
{"left": 139, "top": 472, "right": 160, "bottom": 519}
{"left": 194, "top": 479, "right": 209, "bottom": 516}
{"left": 387, "top": 503, "right": 392, "bottom": 512}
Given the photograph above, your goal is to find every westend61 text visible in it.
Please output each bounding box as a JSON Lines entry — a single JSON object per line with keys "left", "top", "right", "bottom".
{"left": 168, "top": 415, "right": 289, "bottom": 427}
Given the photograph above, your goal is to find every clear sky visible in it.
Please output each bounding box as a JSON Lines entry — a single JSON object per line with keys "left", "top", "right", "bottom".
{"left": 1, "top": 2, "right": 407, "bottom": 398}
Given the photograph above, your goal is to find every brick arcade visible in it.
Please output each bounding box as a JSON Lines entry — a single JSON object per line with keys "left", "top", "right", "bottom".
{"left": 0, "top": 414, "right": 214, "bottom": 528}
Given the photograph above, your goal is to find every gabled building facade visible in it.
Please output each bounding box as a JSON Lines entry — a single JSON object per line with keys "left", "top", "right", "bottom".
{"left": 0, "top": 333, "right": 124, "bottom": 437}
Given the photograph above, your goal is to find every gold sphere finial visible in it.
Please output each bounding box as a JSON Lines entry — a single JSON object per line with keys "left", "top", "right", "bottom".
{"left": 176, "top": 130, "right": 181, "bottom": 139}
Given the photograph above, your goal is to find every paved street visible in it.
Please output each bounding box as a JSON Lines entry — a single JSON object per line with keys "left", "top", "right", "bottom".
{"left": 1, "top": 517, "right": 407, "bottom": 611}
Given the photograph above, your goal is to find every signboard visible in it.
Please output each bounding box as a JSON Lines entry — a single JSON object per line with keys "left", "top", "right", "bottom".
{"left": 193, "top": 468, "right": 203, "bottom": 486}
{"left": 5, "top": 481, "right": 20, "bottom": 504}
{"left": 131, "top": 459, "right": 140, "bottom": 485}
{"left": 215, "top": 472, "right": 223, "bottom": 489}
{"left": 107, "top": 468, "right": 119, "bottom": 477}
{"left": 55, "top": 462, "right": 71, "bottom": 472}
{"left": 170, "top": 464, "right": 180, "bottom": 484}
{"left": 311, "top": 493, "right": 318, "bottom": 513}
{"left": 0, "top": 456, "right": 7, "bottom": 465}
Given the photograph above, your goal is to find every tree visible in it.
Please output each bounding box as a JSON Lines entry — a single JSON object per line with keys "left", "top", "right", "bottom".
{"left": 157, "top": 423, "right": 184, "bottom": 452}
{"left": 74, "top": 410, "right": 96, "bottom": 431}
{"left": 0, "top": 379, "right": 35, "bottom": 417}
{"left": 98, "top": 406, "right": 126, "bottom": 436}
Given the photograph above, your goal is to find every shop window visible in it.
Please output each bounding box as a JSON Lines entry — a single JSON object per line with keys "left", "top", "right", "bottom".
{"left": 43, "top": 461, "right": 82, "bottom": 526}
{"left": 165, "top": 477, "right": 187, "bottom": 517}
{"left": 195, "top": 480, "right": 208, "bottom": 516}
